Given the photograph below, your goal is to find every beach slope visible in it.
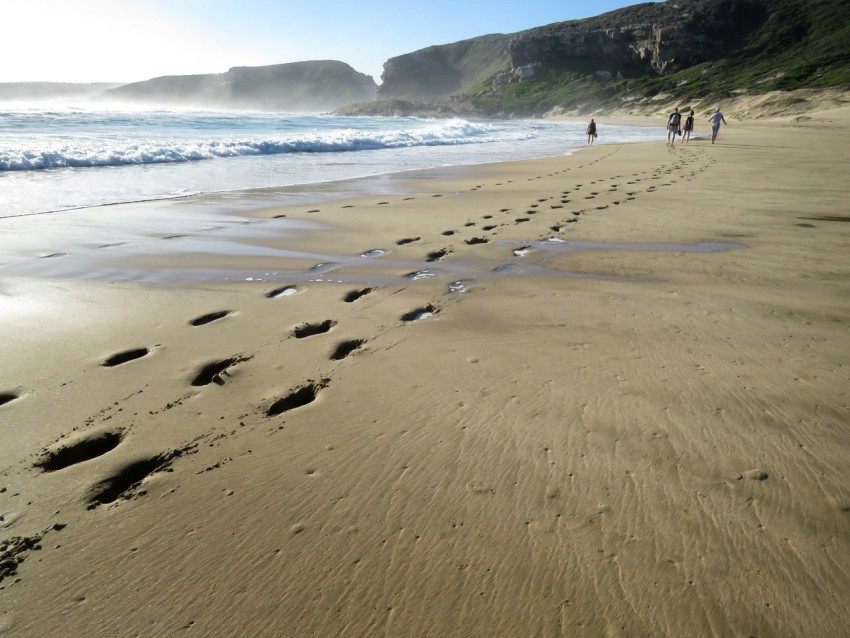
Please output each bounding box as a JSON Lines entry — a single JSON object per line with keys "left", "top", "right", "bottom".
{"left": 1, "top": 112, "right": 849, "bottom": 636}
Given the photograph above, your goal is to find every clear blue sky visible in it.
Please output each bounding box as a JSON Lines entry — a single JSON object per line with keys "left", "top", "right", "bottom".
{"left": 2, "top": 0, "right": 652, "bottom": 83}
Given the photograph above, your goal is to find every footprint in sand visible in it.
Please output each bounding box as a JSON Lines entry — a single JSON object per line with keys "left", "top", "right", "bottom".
{"left": 360, "top": 248, "right": 387, "bottom": 257}
{"left": 0, "top": 392, "right": 19, "bottom": 407}
{"left": 515, "top": 218, "right": 530, "bottom": 224}
{"left": 427, "top": 248, "right": 451, "bottom": 263}
{"left": 85, "top": 447, "right": 192, "bottom": 507}
{"left": 330, "top": 339, "right": 366, "bottom": 361}
{"left": 102, "top": 347, "right": 151, "bottom": 367}
{"left": 401, "top": 304, "right": 439, "bottom": 322}
{"left": 292, "top": 320, "right": 336, "bottom": 339}
{"left": 266, "top": 285, "right": 299, "bottom": 298}
{"left": 442, "top": 230, "right": 456, "bottom": 236}
{"left": 189, "top": 310, "right": 231, "bottom": 327}
{"left": 396, "top": 237, "right": 420, "bottom": 245}
{"left": 191, "top": 356, "right": 249, "bottom": 387}
{"left": 267, "top": 379, "right": 329, "bottom": 417}
{"left": 465, "top": 237, "right": 488, "bottom": 245}
{"left": 482, "top": 225, "right": 498, "bottom": 231}
{"left": 36, "top": 430, "right": 124, "bottom": 472}
{"left": 343, "top": 288, "right": 373, "bottom": 303}
{"left": 405, "top": 269, "right": 437, "bottom": 281}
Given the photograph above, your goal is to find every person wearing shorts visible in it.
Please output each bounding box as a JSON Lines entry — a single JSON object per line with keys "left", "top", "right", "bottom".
{"left": 709, "top": 107, "right": 727, "bottom": 144}
{"left": 682, "top": 110, "right": 695, "bottom": 143}
{"left": 667, "top": 108, "right": 681, "bottom": 145}
{"left": 586, "top": 118, "right": 597, "bottom": 146}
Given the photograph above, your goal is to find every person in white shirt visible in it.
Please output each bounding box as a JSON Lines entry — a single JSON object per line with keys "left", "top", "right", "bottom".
{"left": 709, "top": 107, "right": 728, "bottom": 144}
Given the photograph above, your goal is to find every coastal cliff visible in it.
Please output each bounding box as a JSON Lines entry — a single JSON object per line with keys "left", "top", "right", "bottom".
{"left": 507, "top": 0, "right": 768, "bottom": 76}
{"left": 105, "top": 61, "right": 377, "bottom": 111}
{"left": 378, "top": 35, "right": 512, "bottom": 100}
{"left": 371, "top": 0, "right": 850, "bottom": 117}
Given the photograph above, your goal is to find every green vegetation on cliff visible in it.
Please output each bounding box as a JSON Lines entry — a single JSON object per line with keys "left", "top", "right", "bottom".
{"left": 375, "top": 0, "right": 849, "bottom": 117}
{"left": 106, "top": 61, "right": 377, "bottom": 111}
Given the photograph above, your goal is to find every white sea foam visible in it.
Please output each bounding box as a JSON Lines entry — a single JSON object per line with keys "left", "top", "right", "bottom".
{"left": 0, "top": 115, "right": 520, "bottom": 171}
{"left": 0, "top": 107, "right": 661, "bottom": 218}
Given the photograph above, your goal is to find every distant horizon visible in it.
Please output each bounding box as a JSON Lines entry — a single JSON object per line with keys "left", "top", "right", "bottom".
{"left": 3, "top": 0, "right": 651, "bottom": 84}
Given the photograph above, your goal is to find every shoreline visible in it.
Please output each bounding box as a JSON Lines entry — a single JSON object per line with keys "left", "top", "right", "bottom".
{"left": 1, "top": 114, "right": 849, "bottom": 636}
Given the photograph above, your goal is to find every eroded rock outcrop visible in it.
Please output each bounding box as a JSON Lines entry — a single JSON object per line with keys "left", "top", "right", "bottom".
{"left": 507, "top": 0, "right": 769, "bottom": 76}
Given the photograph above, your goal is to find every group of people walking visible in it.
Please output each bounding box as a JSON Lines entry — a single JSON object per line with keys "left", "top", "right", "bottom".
{"left": 666, "top": 107, "right": 727, "bottom": 145}
{"left": 585, "top": 107, "right": 727, "bottom": 147}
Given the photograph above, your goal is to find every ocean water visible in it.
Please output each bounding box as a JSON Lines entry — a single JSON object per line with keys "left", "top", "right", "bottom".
{"left": 0, "top": 105, "right": 660, "bottom": 218}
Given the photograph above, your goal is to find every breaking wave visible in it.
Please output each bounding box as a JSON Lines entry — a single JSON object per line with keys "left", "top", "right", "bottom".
{"left": 0, "top": 117, "right": 530, "bottom": 171}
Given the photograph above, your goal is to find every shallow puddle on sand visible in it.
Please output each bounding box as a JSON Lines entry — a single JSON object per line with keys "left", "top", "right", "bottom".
{"left": 2, "top": 230, "right": 747, "bottom": 288}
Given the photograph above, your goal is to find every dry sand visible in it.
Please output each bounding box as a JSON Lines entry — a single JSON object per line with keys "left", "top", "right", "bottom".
{"left": 1, "top": 111, "right": 849, "bottom": 637}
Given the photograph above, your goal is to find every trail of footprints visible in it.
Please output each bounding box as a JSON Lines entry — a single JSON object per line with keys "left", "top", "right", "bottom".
{"left": 1, "top": 146, "right": 715, "bottom": 575}
{"left": 11, "top": 273, "right": 444, "bottom": 518}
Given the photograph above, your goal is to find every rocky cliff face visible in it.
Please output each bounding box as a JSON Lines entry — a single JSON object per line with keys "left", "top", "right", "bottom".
{"left": 377, "top": 0, "right": 771, "bottom": 101}
{"left": 508, "top": 0, "right": 769, "bottom": 76}
{"left": 378, "top": 35, "right": 512, "bottom": 100}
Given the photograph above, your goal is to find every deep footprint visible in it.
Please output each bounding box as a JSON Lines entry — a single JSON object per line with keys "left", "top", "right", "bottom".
{"left": 267, "top": 380, "right": 329, "bottom": 417}
{"left": 426, "top": 249, "right": 450, "bottom": 262}
{"left": 293, "top": 320, "right": 336, "bottom": 338}
{"left": 191, "top": 357, "right": 248, "bottom": 386}
{"left": 189, "top": 310, "right": 231, "bottom": 327}
{"left": 85, "top": 453, "right": 178, "bottom": 507}
{"left": 330, "top": 339, "right": 366, "bottom": 361}
{"left": 343, "top": 288, "right": 373, "bottom": 303}
{"left": 401, "top": 304, "right": 439, "bottom": 322}
{"left": 36, "top": 431, "right": 124, "bottom": 472}
{"left": 396, "top": 237, "right": 420, "bottom": 245}
{"left": 465, "top": 237, "right": 488, "bottom": 245}
{"left": 0, "top": 392, "right": 18, "bottom": 407}
{"left": 102, "top": 348, "right": 150, "bottom": 367}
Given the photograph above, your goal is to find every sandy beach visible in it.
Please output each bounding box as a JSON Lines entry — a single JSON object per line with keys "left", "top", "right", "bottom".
{"left": 1, "top": 111, "right": 849, "bottom": 637}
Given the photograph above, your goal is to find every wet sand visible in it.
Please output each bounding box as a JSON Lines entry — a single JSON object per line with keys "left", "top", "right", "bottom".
{"left": 1, "top": 111, "right": 849, "bottom": 636}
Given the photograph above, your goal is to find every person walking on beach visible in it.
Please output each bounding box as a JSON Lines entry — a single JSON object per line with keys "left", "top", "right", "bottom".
{"left": 667, "top": 107, "right": 682, "bottom": 145}
{"left": 586, "top": 118, "right": 597, "bottom": 146}
{"left": 709, "top": 107, "right": 727, "bottom": 144}
{"left": 682, "top": 110, "right": 695, "bottom": 143}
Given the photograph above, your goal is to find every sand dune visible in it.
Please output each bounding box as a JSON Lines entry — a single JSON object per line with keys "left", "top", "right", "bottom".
{"left": 1, "top": 111, "right": 849, "bottom": 636}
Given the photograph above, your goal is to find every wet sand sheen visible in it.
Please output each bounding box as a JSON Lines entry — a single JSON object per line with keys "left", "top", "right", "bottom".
{"left": 1, "top": 111, "right": 849, "bottom": 637}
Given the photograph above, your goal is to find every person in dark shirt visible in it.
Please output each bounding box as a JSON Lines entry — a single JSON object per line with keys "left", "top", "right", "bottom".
{"left": 586, "top": 118, "right": 597, "bottom": 146}
{"left": 682, "top": 110, "right": 695, "bottom": 143}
